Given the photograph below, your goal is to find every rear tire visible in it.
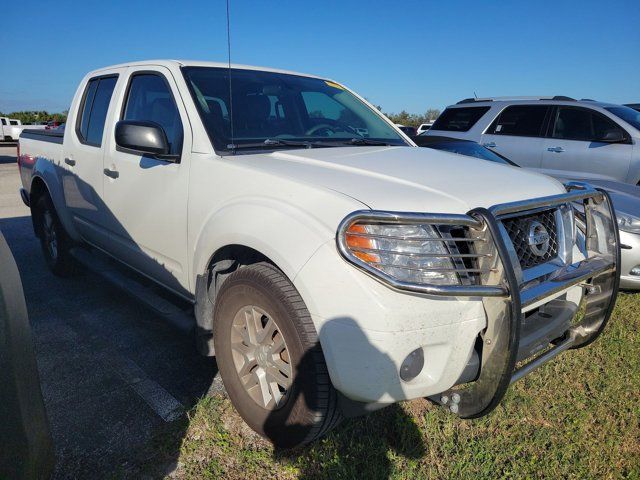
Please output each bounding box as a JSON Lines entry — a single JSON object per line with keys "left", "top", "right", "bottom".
{"left": 33, "top": 194, "right": 75, "bottom": 276}
{"left": 213, "top": 262, "right": 341, "bottom": 448}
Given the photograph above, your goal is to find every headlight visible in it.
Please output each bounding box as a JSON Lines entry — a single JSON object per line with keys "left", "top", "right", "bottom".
{"left": 342, "top": 222, "right": 460, "bottom": 285}
{"left": 616, "top": 212, "right": 640, "bottom": 234}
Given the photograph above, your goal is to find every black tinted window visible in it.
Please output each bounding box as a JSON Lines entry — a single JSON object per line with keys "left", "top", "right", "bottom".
{"left": 123, "top": 74, "right": 183, "bottom": 155}
{"left": 79, "top": 79, "right": 98, "bottom": 141}
{"left": 431, "top": 107, "right": 490, "bottom": 132}
{"left": 77, "top": 76, "right": 117, "bottom": 146}
{"left": 182, "top": 67, "right": 406, "bottom": 151}
{"left": 553, "top": 107, "right": 625, "bottom": 142}
{"left": 86, "top": 77, "right": 117, "bottom": 145}
{"left": 489, "top": 105, "right": 548, "bottom": 137}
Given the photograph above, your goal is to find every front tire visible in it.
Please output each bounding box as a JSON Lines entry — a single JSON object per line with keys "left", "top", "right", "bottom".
{"left": 33, "top": 194, "right": 74, "bottom": 276}
{"left": 213, "top": 262, "right": 341, "bottom": 448}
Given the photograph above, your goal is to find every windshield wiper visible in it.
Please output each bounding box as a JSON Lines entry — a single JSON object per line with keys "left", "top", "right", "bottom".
{"left": 227, "top": 138, "right": 332, "bottom": 150}
{"left": 346, "top": 137, "right": 393, "bottom": 146}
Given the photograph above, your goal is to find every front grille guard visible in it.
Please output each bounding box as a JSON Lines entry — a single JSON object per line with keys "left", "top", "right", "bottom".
{"left": 337, "top": 183, "right": 619, "bottom": 418}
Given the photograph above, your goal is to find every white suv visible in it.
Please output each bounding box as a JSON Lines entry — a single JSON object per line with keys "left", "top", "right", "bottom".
{"left": 426, "top": 97, "right": 640, "bottom": 184}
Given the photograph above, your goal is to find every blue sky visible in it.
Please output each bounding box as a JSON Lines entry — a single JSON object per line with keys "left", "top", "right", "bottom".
{"left": 2, "top": 0, "right": 638, "bottom": 113}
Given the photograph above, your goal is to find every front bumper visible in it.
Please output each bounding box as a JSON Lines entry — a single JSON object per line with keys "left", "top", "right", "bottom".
{"left": 301, "top": 183, "right": 619, "bottom": 417}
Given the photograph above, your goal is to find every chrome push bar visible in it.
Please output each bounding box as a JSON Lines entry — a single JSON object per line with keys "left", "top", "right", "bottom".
{"left": 337, "top": 183, "right": 620, "bottom": 418}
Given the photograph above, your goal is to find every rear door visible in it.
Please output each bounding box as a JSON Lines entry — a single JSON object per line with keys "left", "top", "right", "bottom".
{"left": 61, "top": 71, "right": 122, "bottom": 249}
{"left": 480, "top": 105, "right": 550, "bottom": 170}
{"left": 101, "top": 66, "right": 191, "bottom": 294}
{"left": 542, "top": 106, "right": 632, "bottom": 181}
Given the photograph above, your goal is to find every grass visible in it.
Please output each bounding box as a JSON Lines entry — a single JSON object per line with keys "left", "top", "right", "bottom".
{"left": 144, "top": 293, "right": 639, "bottom": 479}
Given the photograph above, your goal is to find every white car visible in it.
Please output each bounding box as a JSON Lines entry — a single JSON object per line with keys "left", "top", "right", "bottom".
{"left": 17, "top": 61, "right": 619, "bottom": 447}
{"left": 426, "top": 96, "right": 640, "bottom": 185}
{"left": 416, "top": 122, "right": 433, "bottom": 135}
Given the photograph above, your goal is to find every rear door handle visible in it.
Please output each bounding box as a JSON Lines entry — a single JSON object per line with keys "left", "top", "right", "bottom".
{"left": 103, "top": 168, "right": 119, "bottom": 179}
{"left": 483, "top": 142, "right": 496, "bottom": 148}
{"left": 547, "top": 146, "right": 565, "bottom": 153}
{"left": 64, "top": 157, "right": 76, "bottom": 166}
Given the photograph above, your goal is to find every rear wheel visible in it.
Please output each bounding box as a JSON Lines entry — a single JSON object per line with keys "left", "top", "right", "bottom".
{"left": 33, "top": 194, "right": 74, "bottom": 276}
{"left": 213, "top": 262, "right": 341, "bottom": 448}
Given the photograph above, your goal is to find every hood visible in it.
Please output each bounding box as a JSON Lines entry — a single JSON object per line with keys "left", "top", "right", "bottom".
{"left": 230, "top": 146, "right": 566, "bottom": 213}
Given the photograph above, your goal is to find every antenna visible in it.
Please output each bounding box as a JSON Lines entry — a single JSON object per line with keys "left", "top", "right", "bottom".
{"left": 226, "top": 0, "right": 235, "bottom": 152}
{"left": 474, "top": 91, "right": 478, "bottom": 99}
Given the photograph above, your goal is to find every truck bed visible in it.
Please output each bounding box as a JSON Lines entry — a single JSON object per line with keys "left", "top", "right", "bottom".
{"left": 20, "top": 129, "right": 64, "bottom": 144}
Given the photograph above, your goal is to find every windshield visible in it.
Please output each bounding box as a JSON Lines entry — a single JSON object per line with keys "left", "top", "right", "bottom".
{"left": 605, "top": 106, "right": 640, "bottom": 131}
{"left": 182, "top": 67, "right": 406, "bottom": 152}
{"left": 425, "top": 141, "right": 518, "bottom": 166}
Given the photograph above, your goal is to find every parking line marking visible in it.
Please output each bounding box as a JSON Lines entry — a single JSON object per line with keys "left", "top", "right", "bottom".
{"left": 109, "top": 356, "right": 184, "bottom": 422}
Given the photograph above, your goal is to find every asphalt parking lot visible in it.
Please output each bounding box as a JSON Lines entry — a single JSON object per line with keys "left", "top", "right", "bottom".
{"left": 0, "top": 144, "right": 222, "bottom": 478}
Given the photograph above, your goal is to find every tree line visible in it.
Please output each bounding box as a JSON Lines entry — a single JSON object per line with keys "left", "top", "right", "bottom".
{"left": 0, "top": 107, "right": 442, "bottom": 128}
{"left": 0, "top": 110, "right": 68, "bottom": 124}
{"left": 381, "top": 108, "right": 441, "bottom": 127}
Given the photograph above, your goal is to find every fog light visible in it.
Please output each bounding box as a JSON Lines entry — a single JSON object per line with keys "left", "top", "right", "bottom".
{"left": 399, "top": 348, "right": 424, "bottom": 382}
{"left": 631, "top": 266, "right": 640, "bottom": 276}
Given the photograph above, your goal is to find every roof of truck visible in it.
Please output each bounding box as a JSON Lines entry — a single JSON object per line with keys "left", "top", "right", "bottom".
{"left": 91, "top": 59, "right": 326, "bottom": 80}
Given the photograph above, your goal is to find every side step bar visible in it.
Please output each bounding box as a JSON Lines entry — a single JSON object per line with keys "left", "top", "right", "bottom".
{"left": 70, "top": 247, "right": 195, "bottom": 334}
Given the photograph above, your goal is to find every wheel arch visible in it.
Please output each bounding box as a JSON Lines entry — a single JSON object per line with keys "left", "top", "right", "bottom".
{"left": 29, "top": 170, "right": 80, "bottom": 241}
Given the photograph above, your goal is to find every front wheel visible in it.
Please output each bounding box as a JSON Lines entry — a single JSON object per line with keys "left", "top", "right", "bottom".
{"left": 213, "top": 262, "right": 341, "bottom": 448}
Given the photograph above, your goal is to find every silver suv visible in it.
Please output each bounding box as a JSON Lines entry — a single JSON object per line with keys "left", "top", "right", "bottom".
{"left": 426, "top": 97, "right": 640, "bottom": 184}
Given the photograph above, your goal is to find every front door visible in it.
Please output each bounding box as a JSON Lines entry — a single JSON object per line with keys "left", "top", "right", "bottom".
{"left": 101, "top": 66, "right": 191, "bottom": 295}
{"left": 541, "top": 106, "right": 632, "bottom": 182}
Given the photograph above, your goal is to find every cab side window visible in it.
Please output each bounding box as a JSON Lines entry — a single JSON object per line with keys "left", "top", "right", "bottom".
{"left": 122, "top": 74, "right": 183, "bottom": 156}
{"left": 552, "top": 106, "right": 626, "bottom": 142}
{"left": 488, "top": 105, "right": 549, "bottom": 137}
{"left": 77, "top": 76, "right": 118, "bottom": 146}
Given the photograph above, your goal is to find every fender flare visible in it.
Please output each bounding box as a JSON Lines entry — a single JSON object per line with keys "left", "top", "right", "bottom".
{"left": 30, "top": 160, "right": 80, "bottom": 241}
{"left": 192, "top": 196, "right": 336, "bottom": 287}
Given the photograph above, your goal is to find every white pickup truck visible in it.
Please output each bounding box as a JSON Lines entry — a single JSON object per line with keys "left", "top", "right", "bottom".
{"left": 18, "top": 60, "right": 620, "bottom": 448}
{"left": 1, "top": 117, "right": 46, "bottom": 142}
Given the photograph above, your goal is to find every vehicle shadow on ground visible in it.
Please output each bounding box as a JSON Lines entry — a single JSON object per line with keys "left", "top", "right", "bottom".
{"left": 0, "top": 154, "right": 17, "bottom": 164}
{"left": 268, "top": 317, "right": 427, "bottom": 479}
{"left": 0, "top": 215, "right": 221, "bottom": 478}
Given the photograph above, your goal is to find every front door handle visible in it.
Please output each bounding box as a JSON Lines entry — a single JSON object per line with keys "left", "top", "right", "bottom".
{"left": 64, "top": 157, "right": 76, "bottom": 166}
{"left": 103, "top": 168, "right": 119, "bottom": 179}
{"left": 483, "top": 142, "right": 497, "bottom": 148}
{"left": 547, "top": 146, "right": 565, "bottom": 153}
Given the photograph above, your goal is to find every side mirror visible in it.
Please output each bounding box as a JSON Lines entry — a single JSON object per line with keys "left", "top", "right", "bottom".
{"left": 598, "top": 129, "right": 625, "bottom": 143}
{"left": 115, "top": 120, "right": 176, "bottom": 160}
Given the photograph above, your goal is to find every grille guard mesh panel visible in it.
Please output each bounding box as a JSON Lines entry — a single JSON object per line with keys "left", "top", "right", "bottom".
{"left": 502, "top": 208, "right": 559, "bottom": 270}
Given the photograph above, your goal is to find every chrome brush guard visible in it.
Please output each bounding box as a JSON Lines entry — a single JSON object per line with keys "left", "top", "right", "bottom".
{"left": 337, "top": 183, "right": 619, "bottom": 418}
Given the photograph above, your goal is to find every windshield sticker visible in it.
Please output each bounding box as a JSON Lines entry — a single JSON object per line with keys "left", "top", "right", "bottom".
{"left": 496, "top": 124, "right": 502, "bottom": 132}
{"left": 325, "top": 81, "right": 345, "bottom": 90}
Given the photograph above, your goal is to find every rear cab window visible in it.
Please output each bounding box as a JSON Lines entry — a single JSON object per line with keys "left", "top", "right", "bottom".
{"left": 430, "top": 106, "right": 490, "bottom": 132}
{"left": 76, "top": 75, "right": 118, "bottom": 146}
{"left": 487, "top": 105, "right": 549, "bottom": 137}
